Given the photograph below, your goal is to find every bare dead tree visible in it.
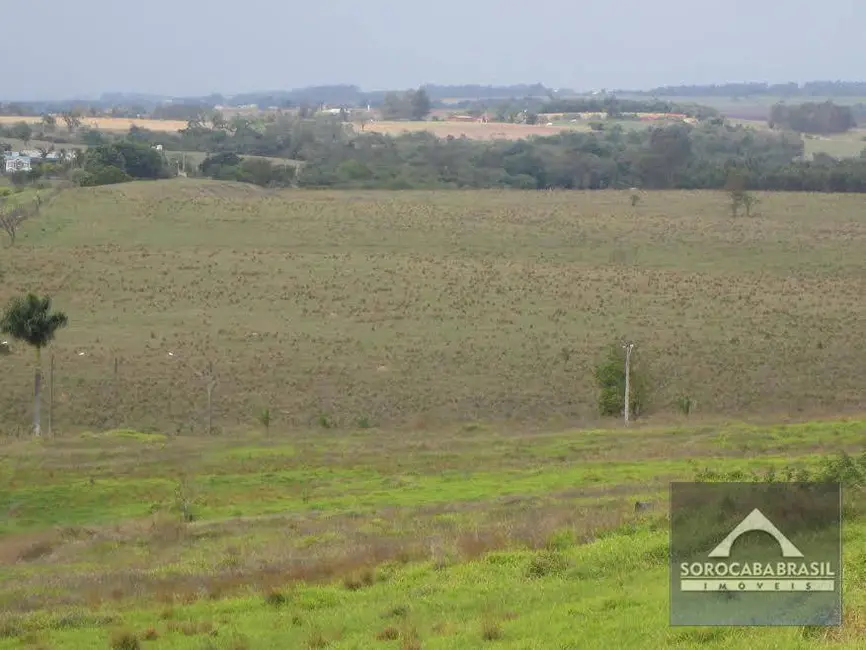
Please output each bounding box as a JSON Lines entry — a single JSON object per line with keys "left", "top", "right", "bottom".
{"left": 0, "top": 203, "right": 27, "bottom": 246}
{"left": 0, "top": 187, "right": 66, "bottom": 246}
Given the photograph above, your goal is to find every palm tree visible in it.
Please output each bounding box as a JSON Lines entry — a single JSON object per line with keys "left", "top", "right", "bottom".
{"left": 0, "top": 294, "right": 68, "bottom": 436}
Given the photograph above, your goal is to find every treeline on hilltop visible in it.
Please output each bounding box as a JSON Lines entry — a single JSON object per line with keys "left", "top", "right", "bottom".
{"left": 4, "top": 115, "right": 866, "bottom": 193}
{"left": 537, "top": 98, "right": 718, "bottom": 119}
{"left": 286, "top": 122, "right": 866, "bottom": 193}
{"left": 621, "top": 81, "right": 866, "bottom": 98}
{"left": 0, "top": 84, "right": 556, "bottom": 119}
{"left": 768, "top": 101, "right": 857, "bottom": 135}
{"left": 4, "top": 80, "right": 866, "bottom": 124}
{"left": 0, "top": 89, "right": 719, "bottom": 127}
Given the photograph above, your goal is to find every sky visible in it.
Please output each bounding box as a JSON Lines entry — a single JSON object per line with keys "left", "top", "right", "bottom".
{"left": 2, "top": 0, "right": 864, "bottom": 100}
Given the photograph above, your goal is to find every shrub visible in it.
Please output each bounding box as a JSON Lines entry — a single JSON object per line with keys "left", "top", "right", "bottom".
{"left": 525, "top": 551, "right": 569, "bottom": 578}
{"left": 675, "top": 394, "right": 695, "bottom": 416}
{"left": 376, "top": 626, "right": 399, "bottom": 640}
{"left": 108, "top": 630, "right": 140, "bottom": 650}
{"left": 481, "top": 618, "right": 504, "bottom": 641}
{"left": 264, "top": 589, "right": 288, "bottom": 607}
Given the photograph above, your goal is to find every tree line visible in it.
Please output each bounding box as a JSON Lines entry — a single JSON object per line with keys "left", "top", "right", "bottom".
{"left": 768, "top": 101, "right": 857, "bottom": 135}
{"left": 621, "top": 81, "right": 866, "bottom": 98}
{"left": 537, "top": 98, "right": 718, "bottom": 119}
{"left": 5, "top": 115, "right": 866, "bottom": 193}
{"left": 195, "top": 119, "right": 866, "bottom": 193}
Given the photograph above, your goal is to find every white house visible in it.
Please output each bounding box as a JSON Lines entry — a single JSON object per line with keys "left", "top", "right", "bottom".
{"left": 3, "top": 153, "right": 32, "bottom": 173}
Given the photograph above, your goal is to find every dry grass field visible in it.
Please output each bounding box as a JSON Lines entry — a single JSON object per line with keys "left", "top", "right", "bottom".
{"left": 0, "top": 115, "right": 187, "bottom": 133}
{"left": 354, "top": 119, "right": 583, "bottom": 140}
{"left": 1, "top": 179, "right": 865, "bottom": 436}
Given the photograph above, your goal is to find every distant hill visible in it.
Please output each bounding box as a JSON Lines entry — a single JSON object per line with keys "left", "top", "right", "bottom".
{"left": 616, "top": 81, "right": 866, "bottom": 98}
{"left": 1, "top": 84, "right": 556, "bottom": 115}
{"left": 5, "top": 81, "right": 866, "bottom": 118}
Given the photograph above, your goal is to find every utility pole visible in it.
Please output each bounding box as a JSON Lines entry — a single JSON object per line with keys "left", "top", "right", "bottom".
{"left": 195, "top": 361, "right": 217, "bottom": 435}
{"left": 48, "top": 353, "right": 54, "bottom": 437}
{"left": 623, "top": 342, "right": 635, "bottom": 426}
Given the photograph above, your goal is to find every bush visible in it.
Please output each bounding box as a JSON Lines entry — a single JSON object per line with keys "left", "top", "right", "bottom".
{"left": 693, "top": 450, "right": 866, "bottom": 487}
{"left": 525, "top": 551, "right": 569, "bottom": 578}
{"left": 109, "top": 630, "right": 140, "bottom": 650}
{"left": 85, "top": 165, "right": 132, "bottom": 186}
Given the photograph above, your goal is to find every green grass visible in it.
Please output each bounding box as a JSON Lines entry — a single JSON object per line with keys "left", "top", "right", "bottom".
{"left": 802, "top": 131, "right": 866, "bottom": 159}
{"left": 163, "top": 150, "right": 303, "bottom": 169}
{"left": 0, "top": 137, "right": 83, "bottom": 152}
{"left": 1, "top": 180, "right": 865, "bottom": 435}
{"left": 1, "top": 418, "right": 865, "bottom": 648}
{"left": 545, "top": 117, "right": 656, "bottom": 131}
{"left": 722, "top": 119, "right": 866, "bottom": 159}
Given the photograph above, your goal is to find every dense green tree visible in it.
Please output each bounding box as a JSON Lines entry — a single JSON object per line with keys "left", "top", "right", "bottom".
{"left": 410, "top": 88, "right": 432, "bottom": 120}
{"left": 200, "top": 152, "right": 243, "bottom": 175}
{"left": 8, "top": 121, "right": 33, "bottom": 144}
{"left": 74, "top": 141, "right": 169, "bottom": 186}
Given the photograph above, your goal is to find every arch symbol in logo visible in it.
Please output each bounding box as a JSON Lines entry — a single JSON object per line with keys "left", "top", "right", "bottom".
{"left": 707, "top": 508, "right": 804, "bottom": 558}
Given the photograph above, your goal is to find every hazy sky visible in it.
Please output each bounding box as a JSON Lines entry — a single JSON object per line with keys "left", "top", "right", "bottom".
{"left": 2, "top": 0, "right": 863, "bottom": 99}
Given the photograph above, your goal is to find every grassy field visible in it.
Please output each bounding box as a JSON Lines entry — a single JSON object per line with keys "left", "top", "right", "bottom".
{"left": 728, "top": 119, "right": 866, "bottom": 159}
{"left": 618, "top": 95, "right": 866, "bottom": 120}
{"left": 2, "top": 180, "right": 866, "bottom": 646}
{"left": 354, "top": 120, "right": 583, "bottom": 140}
{"left": 1, "top": 417, "right": 865, "bottom": 648}
{"left": 802, "top": 132, "right": 866, "bottom": 159}
{"left": 0, "top": 116, "right": 187, "bottom": 133}
{"left": 164, "top": 150, "right": 304, "bottom": 169}
{"left": 1, "top": 180, "right": 865, "bottom": 435}
{"left": 354, "top": 118, "right": 683, "bottom": 139}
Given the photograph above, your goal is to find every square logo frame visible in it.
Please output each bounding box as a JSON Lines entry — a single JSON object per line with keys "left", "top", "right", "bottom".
{"left": 669, "top": 481, "right": 842, "bottom": 627}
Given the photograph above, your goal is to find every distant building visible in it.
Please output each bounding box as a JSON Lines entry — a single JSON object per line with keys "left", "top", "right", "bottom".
{"left": 2, "top": 149, "right": 73, "bottom": 173}
{"left": 3, "top": 153, "right": 31, "bottom": 173}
